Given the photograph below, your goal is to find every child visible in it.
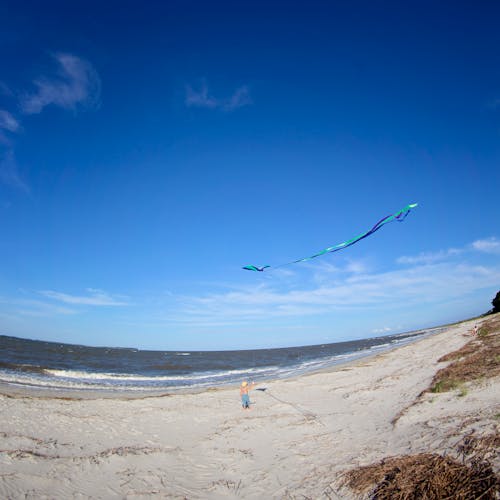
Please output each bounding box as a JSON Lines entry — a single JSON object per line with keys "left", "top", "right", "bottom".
{"left": 240, "top": 380, "right": 255, "bottom": 409}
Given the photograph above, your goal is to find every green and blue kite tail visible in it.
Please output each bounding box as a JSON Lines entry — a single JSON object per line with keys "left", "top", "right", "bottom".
{"left": 243, "top": 203, "right": 418, "bottom": 272}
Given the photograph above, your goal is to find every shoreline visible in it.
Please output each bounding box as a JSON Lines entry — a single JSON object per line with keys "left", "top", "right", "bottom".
{"left": 0, "top": 324, "right": 446, "bottom": 401}
{"left": 1, "top": 316, "right": 497, "bottom": 498}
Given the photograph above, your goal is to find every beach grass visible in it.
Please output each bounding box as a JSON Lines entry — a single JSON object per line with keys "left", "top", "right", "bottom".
{"left": 428, "top": 315, "right": 500, "bottom": 394}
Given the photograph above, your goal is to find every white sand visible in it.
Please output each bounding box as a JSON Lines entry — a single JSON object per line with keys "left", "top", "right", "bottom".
{"left": 1, "top": 318, "right": 498, "bottom": 499}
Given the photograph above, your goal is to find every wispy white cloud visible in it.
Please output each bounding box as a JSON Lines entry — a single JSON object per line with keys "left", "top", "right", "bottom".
{"left": 0, "top": 53, "right": 100, "bottom": 193}
{"left": 21, "top": 53, "right": 101, "bottom": 114}
{"left": 0, "top": 150, "right": 29, "bottom": 192}
{"left": 308, "top": 258, "right": 369, "bottom": 285}
{"left": 185, "top": 81, "right": 251, "bottom": 111}
{"left": 397, "top": 248, "right": 462, "bottom": 265}
{"left": 224, "top": 85, "right": 251, "bottom": 110}
{"left": 0, "top": 110, "right": 20, "bottom": 132}
{"left": 372, "top": 326, "right": 394, "bottom": 334}
{"left": 344, "top": 258, "right": 370, "bottom": 274}
{"left": 398, "top": 237, "right": 500, "bottom": 265}
{"left": 185, "top": 82, "right": 218, "bottom": 109}
{"left": 39, "top": 288, "right": 129, "bottom": 306}
{"left": 162, "top": 259, "right": 500, "bottom": 327}
{"left": 16, "top": 302, "right": 77, "bottom": 317}
{"left": 0, "top": 297, "right": 76, "bottom": 317}
{"left": 472, "top": 237, "right": 500, "bottom": 254}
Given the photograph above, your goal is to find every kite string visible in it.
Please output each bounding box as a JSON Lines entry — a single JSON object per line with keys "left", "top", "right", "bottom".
{"left": 261, "top": 389, "right": 324, "bottom": 426}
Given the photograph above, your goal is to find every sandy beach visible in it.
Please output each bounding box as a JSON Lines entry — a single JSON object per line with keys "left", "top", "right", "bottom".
{"left": 1, "top": 316, "right": 498, "bottom": 499}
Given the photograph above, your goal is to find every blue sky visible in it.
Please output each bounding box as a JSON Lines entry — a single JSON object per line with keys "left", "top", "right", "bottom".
{"left": 0, "top": 1, "right": 499, "bottom": 350}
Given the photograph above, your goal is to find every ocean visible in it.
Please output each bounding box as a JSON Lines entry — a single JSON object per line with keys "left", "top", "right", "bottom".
{"left": 0, "top": 328, "right": 443, "bottom": 394}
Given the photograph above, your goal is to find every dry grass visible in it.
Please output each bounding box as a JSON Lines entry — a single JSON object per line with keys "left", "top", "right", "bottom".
{"left": 428, "top": 315, "right": 500, "bottom": 394}
{"left": 342, "top": 431, "right": 500, "bottom": 499}
{"left": 438, "top": 342, "right": 479, "bottom": 363}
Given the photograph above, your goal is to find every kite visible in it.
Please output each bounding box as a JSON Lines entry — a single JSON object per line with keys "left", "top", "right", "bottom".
{"left": 242, "top": 265, "right": 271, "bottom": 272}
{"left": 243, "top": 203, "right": 418, "bottom": 272}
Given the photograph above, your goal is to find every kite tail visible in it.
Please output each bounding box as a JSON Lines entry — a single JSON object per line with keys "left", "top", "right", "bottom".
{"left": 243, "top": 203, "right": 418, "bottom": 272}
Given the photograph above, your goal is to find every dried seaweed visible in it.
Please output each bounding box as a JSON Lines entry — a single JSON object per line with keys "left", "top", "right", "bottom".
{"left": 344, "top": 452, "right": 498, "bottom": 499}
{"left": 343, "top": 431, "right": 500, "bottom": 499}
{"left": 457, "top": 432, "right": 500, "bottom": 467}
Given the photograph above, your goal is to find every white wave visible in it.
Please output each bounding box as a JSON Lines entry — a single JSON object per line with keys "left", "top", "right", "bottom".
{"left": 391, "top": 337, "right": 414, "bottom": 345}
{"left": 44, "top": 365, "right": 275, "bottom": 382}
{"left": 0, "top": 373, "right": 173, "bottom": 392}
{"left": 370, "top": 343, "right": 391, "bottom": 350}
{"left": 44, "top": 369, "right": 173, "bottom": 381}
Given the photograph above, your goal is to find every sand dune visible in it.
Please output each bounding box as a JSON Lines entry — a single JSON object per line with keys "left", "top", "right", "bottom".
{"left": 1, "top": 317, "right": 498, "bottom": 498}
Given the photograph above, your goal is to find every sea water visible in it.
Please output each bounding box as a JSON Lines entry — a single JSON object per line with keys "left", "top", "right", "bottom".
{"left": 0, "top": 328, "right": 443, "bottom": 393}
